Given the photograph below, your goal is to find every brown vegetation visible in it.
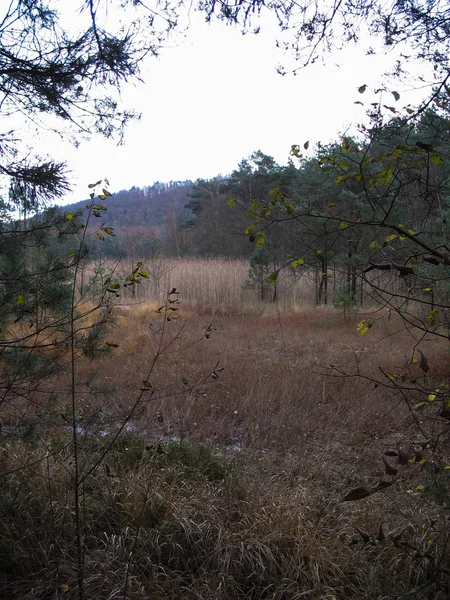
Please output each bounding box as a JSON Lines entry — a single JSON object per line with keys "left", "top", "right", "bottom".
{"left": 2, "top": 258, "right": 450, "bottom": 599}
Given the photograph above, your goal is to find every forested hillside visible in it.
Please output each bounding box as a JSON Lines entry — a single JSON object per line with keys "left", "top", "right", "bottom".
{"left": 63, "top": 180, "right": 194, "bottom": 257}
{"left": 64, "top": 111, "right": 450, "bottom": 308}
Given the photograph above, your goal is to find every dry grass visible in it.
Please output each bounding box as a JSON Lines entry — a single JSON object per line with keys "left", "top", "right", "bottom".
{"left": 2, "top": 258, "right": 450, "bottom": 599}
{"left": 83, "top": 256, "right": 327, "bottom": 312}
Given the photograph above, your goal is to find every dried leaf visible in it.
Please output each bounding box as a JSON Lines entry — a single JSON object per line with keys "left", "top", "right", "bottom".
{"left": 357, "top": 527, "right": 371, "bottom": 543}
{"left": 423, "top": 254, "right": 440, "bottom": 266}
{"left": 397, "top": 447, "right": 410, "bottom": 466}
{"left": 384, "top": 449, "right": 399, "bottom": 457}
{"left": 374, "top": 480, "right": 394, "bottom": 491}
{"left": 383, "top": 456, "right": 398, "bottom": 476}
{"left": 341, "top": 486, "right": 372, "bottom": 502}
{"left": 418, "top": 350, "right": 429, "bottom": 373}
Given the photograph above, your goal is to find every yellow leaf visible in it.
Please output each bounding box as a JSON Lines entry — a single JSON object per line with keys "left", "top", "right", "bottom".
{"left": 385, "top": 234, "right": 398, "bottom": 243}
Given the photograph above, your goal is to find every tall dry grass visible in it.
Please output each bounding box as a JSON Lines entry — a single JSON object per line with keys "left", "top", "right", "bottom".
{"left": 2, "top": 258, "right": 450, "bottom": 599}
{"left": 81, "top": 256, "right": 326, "bottom": 312}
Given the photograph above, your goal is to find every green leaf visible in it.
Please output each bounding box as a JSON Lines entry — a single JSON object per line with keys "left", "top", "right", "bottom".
{"left": 251, "top": 200, "right": 259, "bottom": 211}
{"left": 267, "top": 271, "right": 279, "bottom": 284}
{"left": 290, "top": 144, "right": 303, "bottom": 158}
{"left": 380, "top": 166, "right": 393, "bottom": 184}
{"left": 102, "top": 189, "right": 112, "bottom": 197}
{"left": 430, "top": 152, "right": 443, "bottom": 165}
{"left": 385, "top": 234, "right": 398, "bottom": 243}
{"left": 356, "top": 319, "right": 373, "bottom": 336}
{"left": 427, "top": 310, "right": 438, "bottom": 325}
{"left": 65, "top": 213, "right": 74, "bottom": 220}
{"left": 245, "top": 225, "right": 255, "bottom": 236}
{"left": 339, "top": 221, "right": 350, "bottom": 229}
{"left": 16, "top": 295, "right": 26, "bottom": 304}
{"left": 291, "top": 257, "right": 305, "bottom": 269}
{"left": 335, "top": 175, "right": 345, "bottom": 185}
{"left": 88, "top": 180, "right": 102, "bottom": 188}
{"left": 369, "top": 240, "right": 381, "bottom": 249}
{"left": 227, "top": 197, "right": 237, "bottom": 207}
{"left": 97, "top": 232, "right": 105, "bottom": 241}
{"left": 101, "top": 227, "right": 115, "bottom": 236}
{"left": 255, "top": 231, "right": 266, "bottom": 248}
{"left": 139, "top": 270, "right": 150, "bottom": 279}
{"left": 142, "top": 380, "right": 152, "bottom": 388}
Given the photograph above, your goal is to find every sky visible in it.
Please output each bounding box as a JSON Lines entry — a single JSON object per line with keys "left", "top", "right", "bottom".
{"left": 30, "top": 10, "right": 432, "bottom": 205}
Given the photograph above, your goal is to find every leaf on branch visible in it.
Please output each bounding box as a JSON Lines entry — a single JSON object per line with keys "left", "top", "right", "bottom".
{"left": 380, "top": 166, "right": 393, "bottom": 184}
{"left": 418, "top": 350, "right": 429, "bottom": 373}
{"left": 427, "top": 310, "right": 438, "bottom": 325}
{"left": 392, "top": 263, "right": 414, "bottom": 276}
{"left": 88, "top": 180, "right": 102, "bottom": 189}
{"left": 356, "top": 319, "right": 373, "bottom": 336}
{"left": 303, "top": 140, "right": 309, "bottom": 150}
{"left": 392, "top": 91, "right": 400, "bottom": 101}
{"left": 291, "top": 258, "right": 305, "bottom": 269}
{"left": 290, "top": 145, "right": 303, "bottom": 158}
{"left": 267, "top": 271, "right": 279, "bottom": 285}
{"left": 423, "top": 254, "right": 440, "bottom": 265}
{"left": 358, "top": 84, "right": 367, "bottom": 94}
{"left": 430, "top": 152, "right": 443, "bottom": 165}
{"left": 385, "top": 234, "right": 398, "bottom": 243}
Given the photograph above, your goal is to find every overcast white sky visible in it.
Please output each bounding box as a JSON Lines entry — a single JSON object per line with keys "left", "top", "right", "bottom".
{"left": 34, "top": 11, "right": 431, "bottom": 205}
